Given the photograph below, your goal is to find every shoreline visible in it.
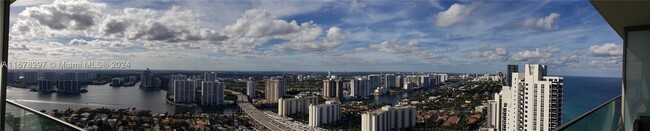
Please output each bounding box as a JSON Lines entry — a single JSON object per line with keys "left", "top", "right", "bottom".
{"left": 165, "top": 98, "right": 195, "bottom": 107}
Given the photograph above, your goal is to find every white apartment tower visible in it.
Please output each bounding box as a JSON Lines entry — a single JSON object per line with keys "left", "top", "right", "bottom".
{"left": 201, "top": 81, "right": 224, "bottom": 106}
{"left": 368, "top": 74, "right": 381, "bottom": 89}
{"left": 247, "top": 77, "right": 255, "bottom": 98}
{"left": 488, "top": 64, "right": 563, "bottom": 131}
{"left": 361, "top": 105, "right": 416, "bottom": 131}
{"left": 174, "top": 79, "right": 197, "bottom": 103}
{"left": 323, "top": 78, "right": 344, "bottom": 98}
{"left": 278, "top": 95, "right": 319, "bottom": 116}
{"left": 384, "top": 74, "right": 396, "bottom": 88}
{"left": 308, "top": 100, "right": 341, "bottom": 127}
{"left": 265, "top": 76, "right": 286, "bottom": 102}
{"left": 203, "top": 72, "right": 218, "bottom": 81}
{"left": 351, "top": 77, "right": 372, "bottom": 98}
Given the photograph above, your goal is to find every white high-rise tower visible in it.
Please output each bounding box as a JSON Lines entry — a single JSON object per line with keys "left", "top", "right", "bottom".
{"left": 247, "top": 77, "right": 255, "bottom": 98}
{"left": 488, "top": 64, "right": 563, "bottom": 131}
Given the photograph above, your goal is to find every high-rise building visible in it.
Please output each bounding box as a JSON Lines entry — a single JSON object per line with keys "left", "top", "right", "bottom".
{"left": 506, "top": 65, "right": 519, "bottom": 86}
{"left": 57, "top": 80, "right": 81, "bottom": 93}
{"left": 140, "top": 68, "right": 151, "bottom": 87}
{"left": 431, "top": 74, "right": 441, "bottom": 86}
{"left": 404, "top": 75, "right": 420, "bottom": 87}
{"left": 265, "top": 76, "right": 286, "bottom": 102}
{"left": 23, "top": 72, "right": 38, "bottom": 84}
{"left": 174, "top": 79, "right": 197, "bottom": 103}
{"left": 201, "top": 81, "right": 224, "bottom": 106}
{"left": 86, "top": 73, "right": 97, "bottom": 81}
{"left": 368, "top": 74, "right": 381, "bottom": 89}
{"left": 420, "top": 75, "right": 431, "bottom": 88}
{"left": 38, "top": 80, "right": 53, "bottom": 93}
{"left": 361, "top": 105, "right": 416, "bottom": 131}
{"left": 140, "top": 68, "right": 159, "bottom": 88}
{"left": 323, "top": 78, "right": 343, "bottom": 98}
{"left": 297, "top": 74, "right": 304, "bottom": 82}
{"left": 384, "top": 74, "right": 396, "bottom": 88}
{"left": 168, "top": 74, "right": 187, "bottom": 95}
{"left": 111, "top": 78, "right": 124, "bottom": 86}
{"left": 487, "top": 99, "right": 499, "bottom": 129}
{"left": 40, "top": 72, "right": 58, "bottom": 81}
{"left": 247, "top": 77, "right": 255, "bottom": 98}
{"left": 278, "top": 95, "right": 319, "bottom": 117}
{"left": 203, "top": 72, "right": 218, "bottom": 81}
{"left": 395, "top": 75, "right": 402, "bottom": 88}
{"left": 488, "top": 64, "right": 563, "bottom": 131}
{"left": 403, "top": 82, "right": 415, "bottom": 90}
{"left": 350, "top": 77, "right": 371, "bottom": 98}
{"left": 309, "top": 100, "right": 341, "bottom": 127}
{"left": 64, "top": 73, "right": 76, "bottom": 81}
{"left": 76, "top": 73, "right": 88, "bottom": 82}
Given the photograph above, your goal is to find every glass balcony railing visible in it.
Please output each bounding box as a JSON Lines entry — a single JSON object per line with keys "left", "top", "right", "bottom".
{"left": 4, "top": 100, "right": 84, "bottom": 131}
{"left": 555, "top": 95, "right": 621, "bottom": 131}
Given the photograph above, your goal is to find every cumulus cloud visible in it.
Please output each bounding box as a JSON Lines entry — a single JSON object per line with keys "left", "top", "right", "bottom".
{"left": 9, "top": 44, "right": 30, "bottom": 51}
{"left": 272, "top": 27, "right": 346, "bottom": 52}
{"left": 523, "top": 13, "right": 560, "bottom": 30}
{"left": 511, "top": 46, "right": 560, "bottom": 61}
{"left": 589, "top": 57, "right": 621, "bottom": 65}
{"left": 10, "top": 19, "right": 52, "bottom": 40}
{"left": 587, "top": 43, "right": 622, "bottom": 68}
{"left": 589, "top": 43, "right": 622, "bottom": 57}
{"left": 68, "top": 39, "right": 132, "bottom": 48}
{"left": 220, "top": 9, "right": 346, "bottom": 54}
{"left": 369, "top": 40, "right": 446, "bottom": 61}
{"left": 97, "top": 7, "right": 227, "bottom": 43}
{"left": 552, "top": 52, "right": 584, "bottom": 67}
{"left": 436, "top": 3, "right": 476, "bottom": 27}
{"left": 469, "top": 47, "right": 508, "bottom": 61}
{"left": 19, "top": 0, "right": 106, "bottom": 30}
{"left": 370, "top": 40, "right": 422, "bottom": 54}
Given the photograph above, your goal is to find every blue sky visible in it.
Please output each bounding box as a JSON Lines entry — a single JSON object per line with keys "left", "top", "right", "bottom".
{"left": 8, "top": 0, "right": 623, "bottom": 77}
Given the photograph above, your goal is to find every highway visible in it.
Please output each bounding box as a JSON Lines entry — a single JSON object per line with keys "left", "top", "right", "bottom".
{"left": 227, "top": 90, "right": 290, "bottom": 131}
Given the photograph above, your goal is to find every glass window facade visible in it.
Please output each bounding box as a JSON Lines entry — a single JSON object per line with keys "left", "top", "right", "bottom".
{"left": 624, "top": 29, "right": 650, "bottom": 130}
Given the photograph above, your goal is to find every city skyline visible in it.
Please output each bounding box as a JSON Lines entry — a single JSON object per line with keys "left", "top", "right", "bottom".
{"left": 8, "top": 0, "right": 622, "bottom": 77}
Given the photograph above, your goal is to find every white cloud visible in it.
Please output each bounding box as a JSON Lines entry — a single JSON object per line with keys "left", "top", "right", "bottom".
{"left": 436, "top": 3, "right": 476, "bottom": 27}
{"left": 523, "top": 13, "right": 560, "bottom": 30}
{"left": 271, "top": 27, "right": 346, "bottom": 52}
{"left": 469, "top": 47, "right": 508, "bottom": 61}
{"left": 11, "top": 0, "right": 55, "bottom": 7}
{"left": 429, "top": 0, "right": 444, "bottom": 10}
{"left": 10, "top": 19, "right": 52, "bottom": 40}
{"left": 552, "top": 52, "right": 584, "bottom": 67}
{"left": 589, "top": 43, "right": 622, "bottom": 57}
{"left": 68, "top": 39, "right": 133, "bottom": 48}
{"left": 97, "top": 6, "right": 227, "bottom": 43}
{"left": 369, "top": 40, "right": 446, "bottom": 62}
{"left": 587, "top": 43, "right": 622, "bottom": 68}
{"left": 354, "top": 47, "right": 368, "bottom": 52}
{"left": 370, "top": 40, "right": 422, "bottom": 54}
{"left": 589, "top": 57, "right": 621, "bottom": 65}
{"left": 9, "top": 44, "right": 30, "bottom": 51}
{"left": 221, "top": 9, "right": 346, "bottom": 54}
{"left": 511, "top": 46, "right": 560, "bottom": 61}
{"left": 19, "top": 0, "right": 106, "bottom": 30}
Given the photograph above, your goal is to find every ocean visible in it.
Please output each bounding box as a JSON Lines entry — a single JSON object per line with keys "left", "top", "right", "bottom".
{"left": 561, "top": 76, "right": 621, "bottom": 124}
